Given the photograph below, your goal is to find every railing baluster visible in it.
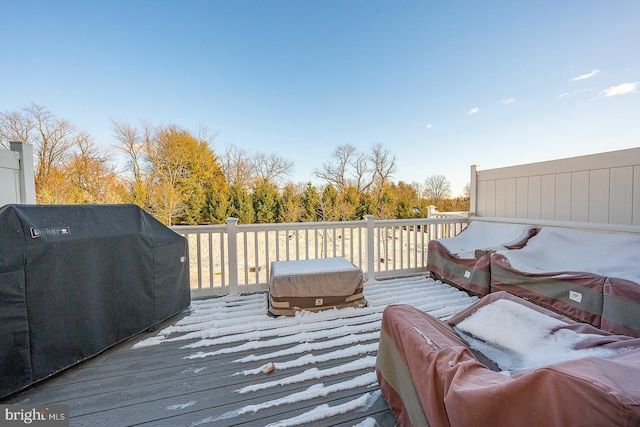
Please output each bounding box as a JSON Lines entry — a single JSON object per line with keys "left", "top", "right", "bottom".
{"left": 242, "top": 232, "right": 249, "bottom": 287}
{"left": 220, "top": 231, "right": 226, "bottom": 291}
{"left": 226, "top": 218, "right": 239, "bottom": 295}
{"left": 172, "top": 215, "right": 469, "bottom": 296}
{"left": 209, "top": 233, "right": 215, "bottom": 288}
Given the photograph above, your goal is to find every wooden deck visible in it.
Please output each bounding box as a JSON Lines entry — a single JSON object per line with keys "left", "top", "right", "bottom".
{"left": 2, "top": 276, "right": 476, "bottom": 426}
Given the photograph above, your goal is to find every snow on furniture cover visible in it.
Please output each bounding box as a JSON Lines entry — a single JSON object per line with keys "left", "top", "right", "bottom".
{"left": 491, "top": 227, "right": 640, "bottom": 335}
{"left": 268, "top": 257, "right": 366, "bottom": 316}
{"left": 376, "top": 291, "right": 640, "bottom": 427}
{"left": 0, "top": 204, "right": 190, "bottom": 399}
{"left": 427, "top": 221, "right": 537, "bottom": 296}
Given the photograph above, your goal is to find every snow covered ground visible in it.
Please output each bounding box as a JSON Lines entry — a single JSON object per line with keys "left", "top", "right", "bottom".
{"left": 135, "top": 275, "right": 477, "bottom": 426}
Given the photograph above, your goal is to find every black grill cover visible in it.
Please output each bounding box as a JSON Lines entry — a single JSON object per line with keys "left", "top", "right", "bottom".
{"left": 0, "top": 204, "right": 190, "bottom": 399}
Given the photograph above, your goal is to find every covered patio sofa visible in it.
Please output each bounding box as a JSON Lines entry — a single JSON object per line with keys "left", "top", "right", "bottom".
{"left": 427, "top": 221, "right": 538, "bottom": 296}
{"left": 376, "top": 291, "right": 640, "bottom": 426}
{"left": 491, "top": 226, "right": 640, "bottom": 337}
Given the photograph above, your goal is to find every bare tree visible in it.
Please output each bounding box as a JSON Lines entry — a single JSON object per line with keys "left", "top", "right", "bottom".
{"left": 112, "top": 119, "right": 152, "bottom": 206}
{"left": 0, "top": 109, "right": 33, "bottom": 148}
{"left": 315, "top": 143, "right": 393, "bottom": 195}
{"left": 370, "top": 143, "right": 396, "bottom": 194}
{"left": 65, "top": 133, "right": 119, "bottom": 203}
{"left": 351, "top": 150, "right": 372, "bottom": 194}
{"left": 220, "top": 145, "right": 255, "bottom": 189}
{"left": 196, "top": 125, "right": 219, "bottom": 146}
{"left": 315, "top": 144, "right": 356, "bottom": 192}
{"left": 112, "top": 120, "right": 144, "bottom": 183}
{"left": 27, "top": 104, "right": 77, "bottom": 188}
{"left": 423, "top": 174, "right": 452, "bottom": 207}
{"left": 0, "top": 104, "right": 90, "bottom": 200}
{"left": 252, "top": 152, "right": 293, "bottom": 187}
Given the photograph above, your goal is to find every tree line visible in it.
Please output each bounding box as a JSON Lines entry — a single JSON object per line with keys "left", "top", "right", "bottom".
{"left": 1, "top": 104, "right": 469, "bottom": 225}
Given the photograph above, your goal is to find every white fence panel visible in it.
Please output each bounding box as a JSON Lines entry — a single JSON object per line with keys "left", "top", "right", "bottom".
{"left": 472, "top": 147, "right": 640, "bottom": 226}
{"left": 0, "top": 149, "right": 20, "bottom": 206}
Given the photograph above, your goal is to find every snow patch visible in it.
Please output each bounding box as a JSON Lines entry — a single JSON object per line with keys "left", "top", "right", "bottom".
{"left": 215, "top": 372, "right": 378, "bottom": 420}
{"left": 455, "top": 299, "right": 621, "bottom": 370}
{"left": 239, "top": 343, "right": 379, "bottom": 375}
{"left": 352, "top": 417, "right": 380, "bottom": 427}
{"left": 166, "top": 401, "right": 197, "bottom": 411}
{"left": 264, "top": 392, "right": 373, "bottom": 427}
{"left": 237, "top": 356, "right": 377, "bottom": 393}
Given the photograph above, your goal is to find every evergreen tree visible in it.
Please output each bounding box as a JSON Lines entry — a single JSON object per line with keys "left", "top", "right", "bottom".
{"left": 145, "top": 125, "right": 226, "bottom": 225}
{"left": 277, "top": 183, "right": 303, "bottom": 222}
{"left": 203, "top": 183, "right": 230, "bottom": 224}
{"left": 228, "top": 183, "right": 255, "bottom": 224}
{"left": 356, "top": 192, "right": 376, "bottom": 219}
{"left": 253, "top": 181, "right": 279, "bottom": 223}
{"left": 301, "top": 183, "right": 320, "bottom": 222}
{"left": 376, "top": 184, "right": 396, "bottom": 219}
{"left": 338, "top": 186, "right": 359, "bottom": 220}
{"left": 319, "top": 184, "right": 339, "bottom": 221}
{"left": 395, "top": 182, "right": 420, "bottom": 218}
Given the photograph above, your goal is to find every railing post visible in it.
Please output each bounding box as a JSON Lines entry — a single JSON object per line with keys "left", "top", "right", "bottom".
{"left": 10, "top": 141, "right": 36, "bottom": 204}
{"left": 470, "top": 164, "right": 478, "bottom": 216}
{"left": 364, "top": 214, "right": 375, "bottom": 283}
{"left": 226, "top": 217, "right": 239, "bottom": 295}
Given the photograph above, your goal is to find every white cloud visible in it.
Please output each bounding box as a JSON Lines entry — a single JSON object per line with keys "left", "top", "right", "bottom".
{"left": 500, "top": 98, "right": 515, "bottom": 105}
{"left": 556, "top": 88, "right": 593, "bottom": 99}
{"left": 466, "top": 107, "right": 479, "bottom": 115}
{"left": 570, "top": 69, "right": 600, "bottom": 81}
{"left": 601, "top": 82, "right": 639, "bottom": 97}
{"left": 425, "top": 123, "right": 433, "bottom": 129}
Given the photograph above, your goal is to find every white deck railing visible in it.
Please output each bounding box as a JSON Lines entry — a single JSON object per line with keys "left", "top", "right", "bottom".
{"left": 172, "top": 214, "right": 469, "bottom": 297}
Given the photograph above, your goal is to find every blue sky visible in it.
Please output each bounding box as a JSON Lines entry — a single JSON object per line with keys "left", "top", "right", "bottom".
{"left": 2, "top": 0, "right": 639, "bottom": 195}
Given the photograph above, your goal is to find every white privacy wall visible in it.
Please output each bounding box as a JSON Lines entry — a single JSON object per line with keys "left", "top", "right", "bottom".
{"left": 0, "top": 142, "right": 36, "bottom": 206}
{"left": 471, "top": 147, "right": 640, "bottom": 226}
{"left": 0, "top": 147, "right": 21, "bottom": 206}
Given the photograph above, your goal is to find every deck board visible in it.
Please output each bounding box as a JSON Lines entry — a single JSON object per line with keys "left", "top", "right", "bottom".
{"left": 2, "top": 276, "right": 477, "bottom": 426}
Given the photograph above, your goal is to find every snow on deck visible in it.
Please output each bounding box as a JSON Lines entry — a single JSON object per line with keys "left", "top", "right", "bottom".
{"left": 136, "top": 276, "right": 477, "bottom": 426}
{"left": 4, "top": 275, "right": 476, "bottom": 426}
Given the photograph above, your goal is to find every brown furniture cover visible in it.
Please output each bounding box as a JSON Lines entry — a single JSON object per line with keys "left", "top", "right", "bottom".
{"left": 268, "top": 257, "right": 366, "bottom": 316}
{"left": 603, "top": 276, "right": 640, "bottom": 337}
{"left": 427, "top": 221, "right": 537, "bottom": 296}
{"left": 491, "top": 227, "right": 640, "bottom": 335}
{"left": 376, "top": 291, "right": 640, "bottom": 427}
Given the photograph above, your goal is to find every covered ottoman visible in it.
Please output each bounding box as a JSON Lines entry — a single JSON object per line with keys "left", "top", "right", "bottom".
{"left": 268, "top": 257, "right": 366, "bottom": 316}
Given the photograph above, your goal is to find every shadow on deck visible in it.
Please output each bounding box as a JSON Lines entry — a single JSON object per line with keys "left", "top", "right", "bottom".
{"left": 2, "top": 276, "right": 476, "bottom": 427}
